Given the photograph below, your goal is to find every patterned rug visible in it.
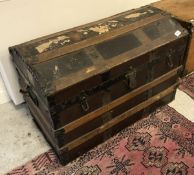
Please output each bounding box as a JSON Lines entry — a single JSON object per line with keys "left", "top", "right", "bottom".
{"left": 7, "top": 105, "right": 194, "bottom": 175}
{"left": 179, "top": 73, "right": 194, "bottom": 99}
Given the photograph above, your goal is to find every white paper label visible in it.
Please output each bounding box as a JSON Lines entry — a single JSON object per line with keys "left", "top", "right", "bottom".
{"left": 175, "top": 30, "right": 181, "bottom": 37}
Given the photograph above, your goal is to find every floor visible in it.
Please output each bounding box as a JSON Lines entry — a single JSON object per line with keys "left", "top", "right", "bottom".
{"left": 0, "top": 71, "right": 50, "bottom": 175}
{"left": 0, "top": 102, "right": 50, "bottom": 175}
{"left": 0, "top": 74, "right": 10, "bottom": 105}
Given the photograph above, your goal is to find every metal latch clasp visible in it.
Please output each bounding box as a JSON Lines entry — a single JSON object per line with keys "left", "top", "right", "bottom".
{"left": 125, "top": 67, "right": 137, "bottom": 89}
{"left": 80, "top": 93, "right": 90, "bottom": 112}
{"left": 166, "top": 50, "right": 174, "bottom": 68}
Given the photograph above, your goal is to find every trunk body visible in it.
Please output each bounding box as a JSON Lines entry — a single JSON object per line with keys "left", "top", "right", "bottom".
{"left": 9, "top": 6, "right": 189, "bottom": 164}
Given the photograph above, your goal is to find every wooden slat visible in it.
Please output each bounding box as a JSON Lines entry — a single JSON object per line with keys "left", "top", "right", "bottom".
{"left": 61, "top": 83, "right": 177, "bottom": 151}
{"left": 60, "top": 66, "right": 181, "bottom": 133}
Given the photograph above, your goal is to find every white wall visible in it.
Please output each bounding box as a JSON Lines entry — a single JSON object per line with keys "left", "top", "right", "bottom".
{"left": 0, "top": 0, "right": 158, "bottom": 105}
{"left": 0, "top": 74, "right": 9, "bottom": 104}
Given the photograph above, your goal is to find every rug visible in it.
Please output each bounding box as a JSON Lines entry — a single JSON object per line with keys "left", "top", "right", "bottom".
{"left": 179, "top": 73, "right": 194, "bottom": 99}
{"left": 7, "top": 105, "right": 194, "bottom": 175}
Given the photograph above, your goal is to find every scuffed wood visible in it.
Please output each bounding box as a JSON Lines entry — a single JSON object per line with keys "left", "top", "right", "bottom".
{"left": 125, "top": 12, "right": 147, "bottom": 19}
{"left": 185, "top": 36, "right": 194, "bottom": 73}
{"left": 36, "top": 35, "right": 70, "bottom": 53}
{"left": 89, "top": 25, "right": 109, "bottom": 34}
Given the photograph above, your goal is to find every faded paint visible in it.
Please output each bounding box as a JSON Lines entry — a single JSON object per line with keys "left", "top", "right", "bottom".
{"left": 108, "top": 20, "right": 118, "bottom": 23}
{"left": 36, "top": 35, "right": 70, "bottom": 53}
{"left": 148, "top": 9, "right": 154, "bottom": 13}
{"left": 79, "top": 21, "right": 118, "bottom": 35}
{"left": 36, "top": 41, "right": 53, "bottom": 53}
{"left": 83, "top": 31, "right": 88, "bottom": 35}
{"left": 77, "top": 29, "right": 88, "bottom": 33}
{"left": 53, "top": 65, "right": 59, "bottom": 75}
{"left": 111, "top": 23, "right": 117, "bottom": 27}
{"left": 86, "top": 66, "right": 96, "bottom": 73}
{"left": 89, "top": 25, "right": 109, "bottom": 34}
{"left": 108, "top": 20, "right": 119, "bottom": 28}
{"left": 190, "top": 19, "right": 194, "bottom": 26}
{"left": 125, "top": 12, "right": 147, "bottom": 19}
{"left": 61, "top": 39, "right": 71, "bottom": 45}
{"left": 77, "top": 29, "right": 89, "bottom": 35}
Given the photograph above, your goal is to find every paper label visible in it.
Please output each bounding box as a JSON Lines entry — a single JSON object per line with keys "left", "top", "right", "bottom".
{"left": 175, "top": 30, "right": 181, "bottom": 37}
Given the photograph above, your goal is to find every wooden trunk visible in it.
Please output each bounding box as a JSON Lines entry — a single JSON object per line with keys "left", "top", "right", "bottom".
{"left": 152, "top": 0, "right": 194, "bottom": 74}
{"left": 9, "top": 6, "right": 189, "bottom": 164}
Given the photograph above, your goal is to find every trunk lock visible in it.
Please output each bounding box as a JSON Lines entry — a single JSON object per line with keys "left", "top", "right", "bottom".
{"left": 80, "top": 93, "right": 90, "bottom": 112}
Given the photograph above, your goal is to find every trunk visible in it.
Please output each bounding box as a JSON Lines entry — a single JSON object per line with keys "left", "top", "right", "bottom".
{"left": 9, "top": 5, "right": 189, "bottom": 164}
